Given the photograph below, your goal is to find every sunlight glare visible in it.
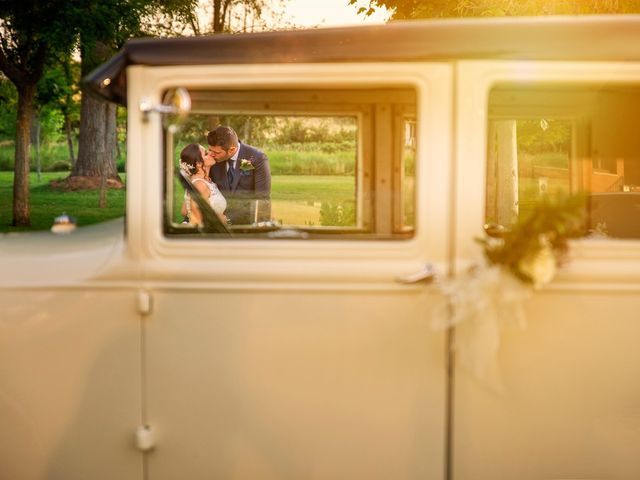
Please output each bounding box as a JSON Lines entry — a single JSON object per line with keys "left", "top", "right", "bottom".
{"left": 285, "top": 0, "right": 391, "bottom": 28}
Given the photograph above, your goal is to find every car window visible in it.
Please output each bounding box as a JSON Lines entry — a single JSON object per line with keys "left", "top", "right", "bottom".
{"left": 163, "top": 88, "right": 417, "bottom": 239}
{"left": 486, "top": 83, "right": 640, "bottom": 239}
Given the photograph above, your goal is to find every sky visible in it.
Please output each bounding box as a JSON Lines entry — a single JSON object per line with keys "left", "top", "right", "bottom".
{"left": 193, "top": 0, "right": 392, "bottom": 34}
{"left": 284, "top": 0, "right": 391, "bottom": 28}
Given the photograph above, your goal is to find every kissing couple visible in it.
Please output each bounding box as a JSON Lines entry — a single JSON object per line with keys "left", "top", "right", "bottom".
{"left": 180, "top": 125, "right": 272, "bottom": 226}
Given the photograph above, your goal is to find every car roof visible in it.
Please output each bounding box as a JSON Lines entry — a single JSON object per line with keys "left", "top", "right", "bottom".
{"left": 84, "top": 15, "right": 640, "bottom": 105}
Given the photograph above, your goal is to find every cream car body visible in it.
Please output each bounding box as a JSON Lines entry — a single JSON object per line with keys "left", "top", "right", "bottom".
{"left": 2, "top": 16, "right": 640, "bottom": 480}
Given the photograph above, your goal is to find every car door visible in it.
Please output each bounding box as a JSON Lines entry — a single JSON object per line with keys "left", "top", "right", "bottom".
{"left": 453, "top": 60, "right": 640, "bottom": 479}
{"left": 0, "top": 221, "right": 142, "bottom": 480}
{"left": 125, "top": 61, "right": 453, "bottom": 480}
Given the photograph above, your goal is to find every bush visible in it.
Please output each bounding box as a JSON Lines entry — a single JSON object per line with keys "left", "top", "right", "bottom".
{"left": 268, "top": 149, "right": 356, "bottom": 176}
{"left": 0, "top": 143, "right": 14, "bottom": 171}
{"left": 0, "top": 159, "right": 12, "bottom": 171}
{"left": 46, "top": 160, "right": 72, "bottom": 172}
{"left": 320, "top": 201, "right": 356, "bottom": 227}
{"left": 273, "top": 118, "right": 357, "bottom": 145}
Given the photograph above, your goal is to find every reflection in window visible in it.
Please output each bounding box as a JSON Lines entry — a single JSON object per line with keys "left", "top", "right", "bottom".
{"left": 486, "top": 85, "right": 640, "bottom": 239}
{"left": 486, "top": 118, "right": 571, "bottom": 224}
{"left": 402, "top": 119, "right": 416, "bottom": 229}
{"left": 164, "top": 88, "right": 417, "bottom": 239}
{"left": 170, "top": 115, "right": 357, "bottom": 230}
{"left": 268, "top": 117, "right": 357, "bottom": 228}
{"left": 170, "top": 115, "right": 357, "bottom": 229}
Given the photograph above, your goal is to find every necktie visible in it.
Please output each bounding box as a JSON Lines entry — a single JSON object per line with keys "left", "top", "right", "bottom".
{"left": 227, "top": 161, "right": 234, "bottom": 186}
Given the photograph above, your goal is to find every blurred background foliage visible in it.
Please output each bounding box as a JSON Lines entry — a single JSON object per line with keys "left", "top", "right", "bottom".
{"left": 2, "top": 0, "right": 638, "bottom": 229}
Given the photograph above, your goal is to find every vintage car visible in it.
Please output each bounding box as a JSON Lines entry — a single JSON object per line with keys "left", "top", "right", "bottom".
{"left": 2, "top": 15, "right": 640, "bottom": 480}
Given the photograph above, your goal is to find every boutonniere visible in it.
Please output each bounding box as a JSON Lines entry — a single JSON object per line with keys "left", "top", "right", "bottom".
{"left": 239, "top": 159, "right": 255, "bottom": 171}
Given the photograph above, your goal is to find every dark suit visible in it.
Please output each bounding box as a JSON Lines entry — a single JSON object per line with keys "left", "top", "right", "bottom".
{"left": 210, "top": 143, "right": 271, "bottom": 225}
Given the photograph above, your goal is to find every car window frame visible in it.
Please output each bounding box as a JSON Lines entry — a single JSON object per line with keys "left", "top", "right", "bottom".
{"left": 455, "top": 60, "right": 640, "bottom": 289}
{"left": 124, "top": 62, "right": 453, "bottom": 282}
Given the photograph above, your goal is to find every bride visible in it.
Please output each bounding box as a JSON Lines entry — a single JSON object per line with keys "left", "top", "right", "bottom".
{"left": 179, "top": 143, "right": 227, "bottom": 224}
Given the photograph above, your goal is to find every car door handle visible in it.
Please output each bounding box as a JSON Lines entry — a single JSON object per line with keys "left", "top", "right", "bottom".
{"left": 396, "top": 263, "right": 439, "bottom": 284}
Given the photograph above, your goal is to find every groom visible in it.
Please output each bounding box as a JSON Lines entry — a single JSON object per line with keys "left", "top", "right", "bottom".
{"left": 207, "top": 125, "right": 271, "bottom": 225}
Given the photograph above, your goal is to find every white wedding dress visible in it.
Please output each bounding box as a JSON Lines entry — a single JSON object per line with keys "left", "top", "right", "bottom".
{"left": 189, "top": 177, "right": 227, "bottom": 216}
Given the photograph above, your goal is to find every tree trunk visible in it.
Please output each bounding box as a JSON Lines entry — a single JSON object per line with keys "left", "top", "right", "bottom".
{"left": 62, "top": 58, "right": 76, "bottom": 165}
{"left": 213, "top": 0, "right": 223, "bottom": 32}
{"left": 242, "top": 117, "right": 252, "bottom": 144}
{"left": 98, "top": 99, "right": 111, "bottom": 208}
{"left": 208, "top": 116, "right": 222, "bottom": 132}
{"left": 34, "top": 114, "right": 42, "bottom": 182}
{"left": 13, "top": 84, "right": 36, "bottom": 226}
{"left": 65, "top": 113, "right": 76, "bottom": 165}
{"left": 73, "top": 38, "right": 121, "bottom": 187}
{"left": 73, "top": 91, "right": 120, "bottom": 180}
{"left": 212, "top": 0, "right": 232, "bottom": 33}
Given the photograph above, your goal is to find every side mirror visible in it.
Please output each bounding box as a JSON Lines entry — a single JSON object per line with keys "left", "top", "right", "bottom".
{"left": 162, "top": 87, "right": 191, "bottom": 116}
{"left": 139, "top": 87, "right": 191, "bottom": 123}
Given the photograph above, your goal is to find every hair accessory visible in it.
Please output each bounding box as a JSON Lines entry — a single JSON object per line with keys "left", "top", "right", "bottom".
{"left": 180, "top": 161, "right": 194, "bottom": 175}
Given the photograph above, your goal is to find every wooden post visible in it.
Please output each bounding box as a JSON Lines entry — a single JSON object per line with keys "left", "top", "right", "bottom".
{"left": 487, "top": 120, "right": 519, "bottom": 226}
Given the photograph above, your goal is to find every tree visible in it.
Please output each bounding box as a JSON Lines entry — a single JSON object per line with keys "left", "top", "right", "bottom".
{"left": 0, "top": 0, "right": 76, "bottom": 225}
{"left": 30, "top": 64, "right": 80, "bottom": 180}
{"left": 203, "top": 0, "right": 290, "bottom": 34}
{"left": 70, "top": 0, "right": 288, "bottom": 195}
{"left": 351, "top": 0, "right": 640, "bottom": 19}
{"left": 61, "top": 0, "right": 198, "bottom": 197}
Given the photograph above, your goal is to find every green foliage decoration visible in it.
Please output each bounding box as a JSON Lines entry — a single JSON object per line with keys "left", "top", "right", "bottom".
{"left": 479, "top": 195, "right": 587, "bottom": 286}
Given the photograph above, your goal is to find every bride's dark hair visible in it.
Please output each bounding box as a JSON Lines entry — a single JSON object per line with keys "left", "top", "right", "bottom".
{"left": 179, "top": 143, "right": 203, "bottom": 175}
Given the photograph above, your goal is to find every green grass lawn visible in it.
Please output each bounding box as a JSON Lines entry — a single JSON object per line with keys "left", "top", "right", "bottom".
{"left": 0, "top": 172, "right": 126, "bottom": 233}
{"left": 269, "top": 150, "right": 355, "bottom": 176}
{"left": 172, "top": 174, "right": 356, "bottom": 226}
{"left": 273, "top": 175, "right": 354, "bottom": 202}
{"left": 271, "top": 175, "right": 355, "bottom": 226}
{"left": 172, "top": 174, "right": 355, "bottom": 226}
{"left": 1, "top": 173, "right": 355, "bottom": 233}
